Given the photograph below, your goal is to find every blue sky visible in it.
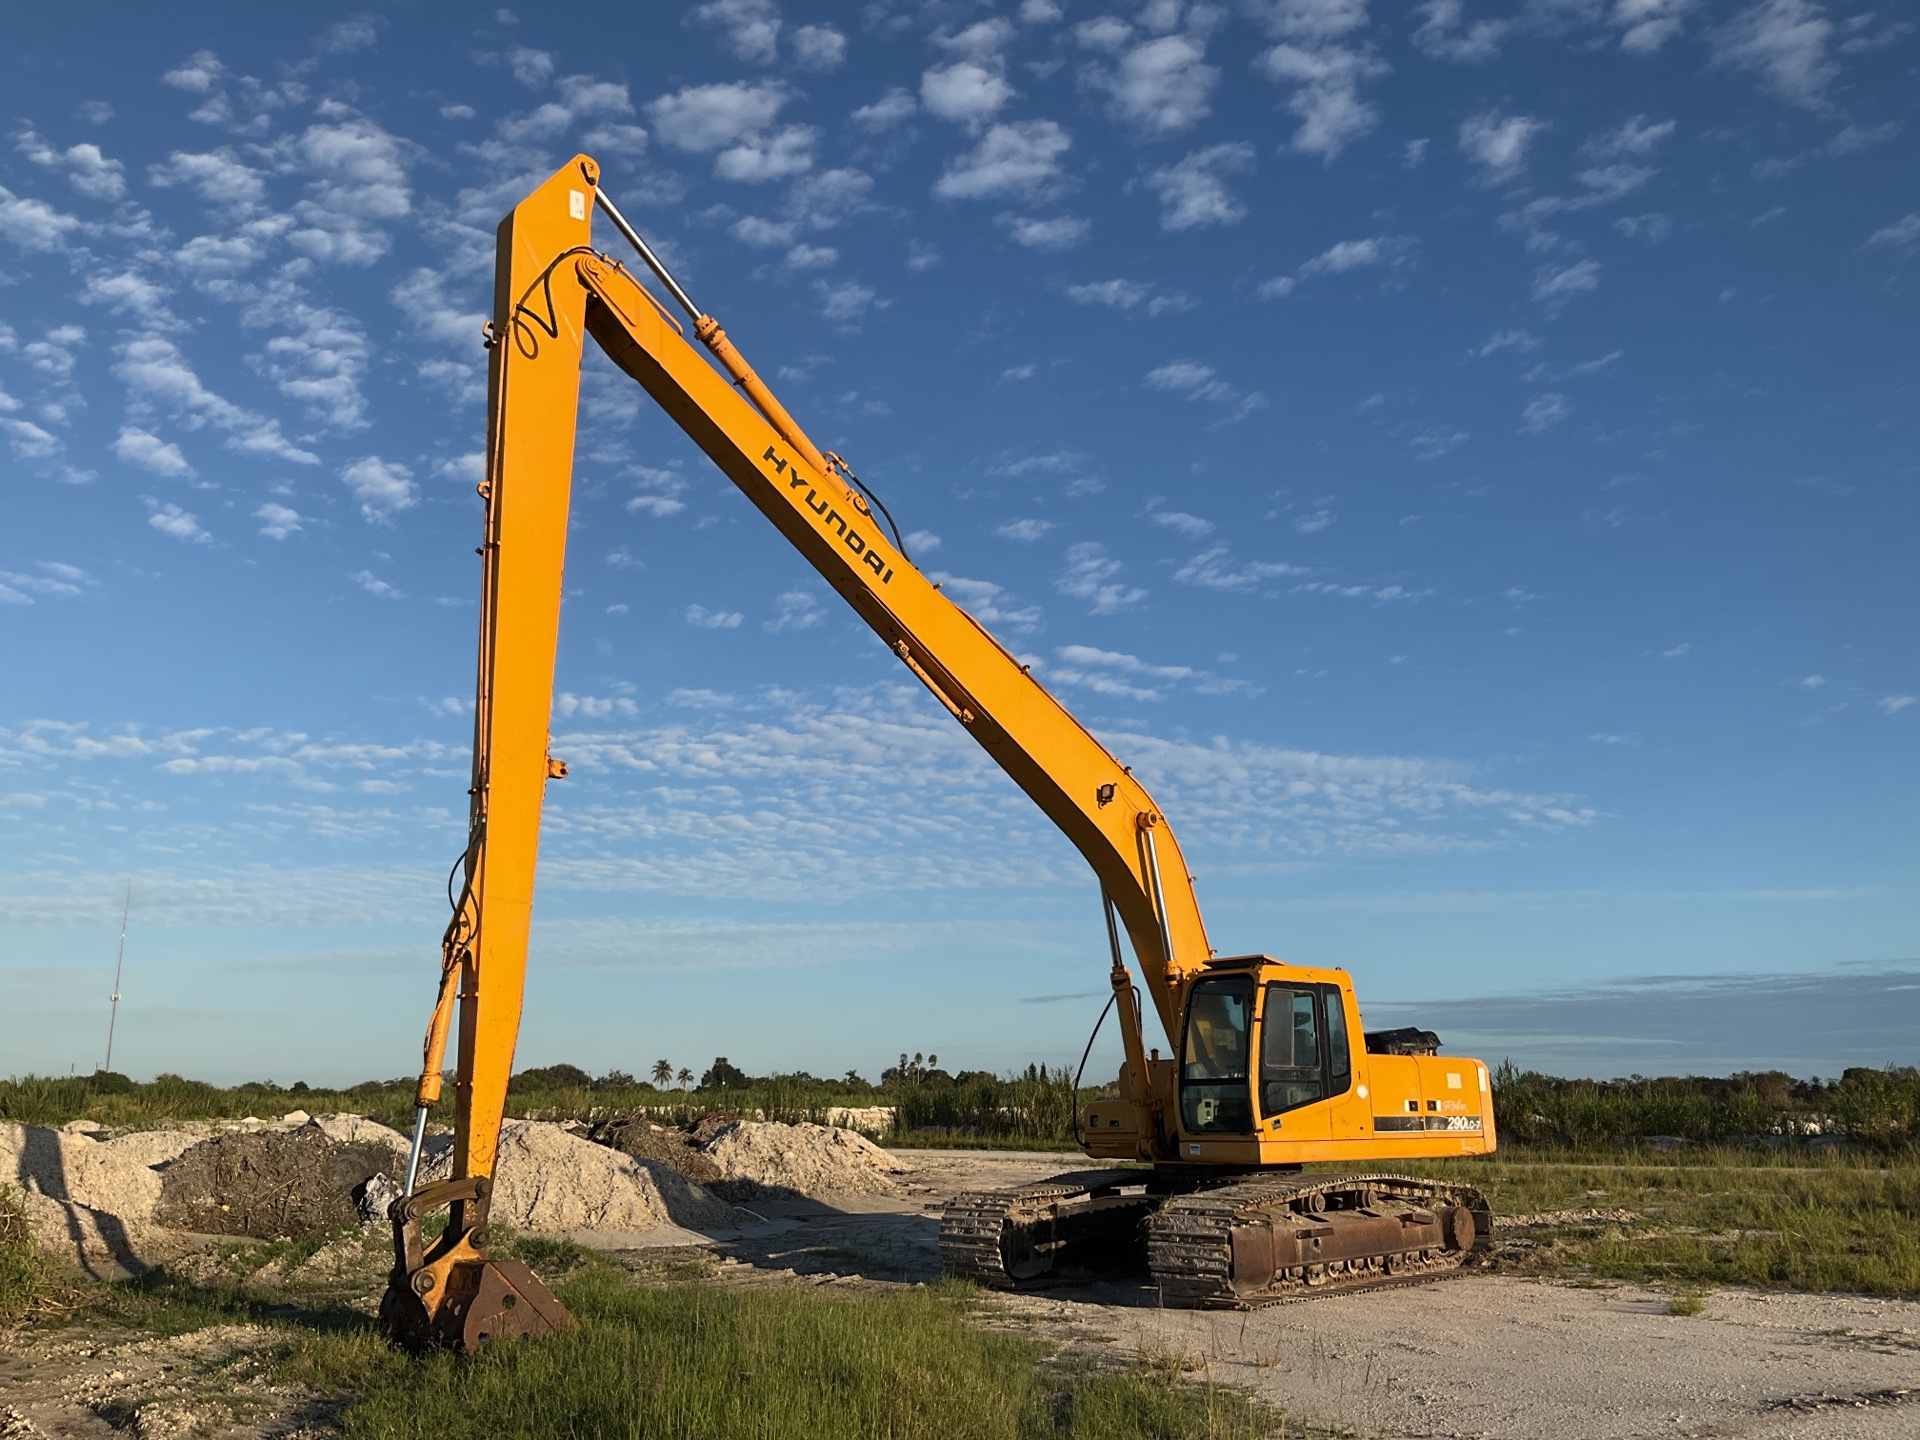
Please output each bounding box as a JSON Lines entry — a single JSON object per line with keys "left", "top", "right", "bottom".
{"left": 2, "top": 1, "right": 1915, "bottom": 1087}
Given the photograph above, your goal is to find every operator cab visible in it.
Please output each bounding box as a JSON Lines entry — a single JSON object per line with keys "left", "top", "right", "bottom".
{"left": 1178, "top": 961, "right": 1353, "bottom": 1136}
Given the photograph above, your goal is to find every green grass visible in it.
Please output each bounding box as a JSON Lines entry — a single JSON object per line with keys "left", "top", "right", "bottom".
{"left": 1370, "top": 1147, "right": 1920, "bottom": 1297}
{"left": 0, "top": 1185, "right": 78, "bottom": 1324}
{"left": 317, "top": 1273, "right": 1284, "bottom": 1440}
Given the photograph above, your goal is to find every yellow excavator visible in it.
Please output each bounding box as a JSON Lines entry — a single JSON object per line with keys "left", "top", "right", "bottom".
{"left": 378, "top": 156, "right": 1496, "bottom": 1352}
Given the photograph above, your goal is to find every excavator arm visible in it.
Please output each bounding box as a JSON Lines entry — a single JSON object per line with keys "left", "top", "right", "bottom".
{"left": 382, "top": 154, "right": 1218, "bottom": 1349}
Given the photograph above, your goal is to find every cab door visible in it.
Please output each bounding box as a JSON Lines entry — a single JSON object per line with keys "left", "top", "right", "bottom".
{"left": 1254, "top": 983, "right": 1333, "bottom": 1140}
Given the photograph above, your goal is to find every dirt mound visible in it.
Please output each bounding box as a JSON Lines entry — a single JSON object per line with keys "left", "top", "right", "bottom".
{"left": 591, "top": 1115, "right": 726, "bottom": 1185}
{"left": 0, "top": 1122, "right": 205, "bottom": 1271}
{"left": 700, "top": 1120, "right": 909, "bottom": 1200}
{"left": 154, "top": 1129, "right": 401, "bottom": 1239}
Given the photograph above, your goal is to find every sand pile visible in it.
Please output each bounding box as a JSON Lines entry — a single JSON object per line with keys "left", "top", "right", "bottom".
{"left": 0, "top": 1122, "right": 207, "bottom": 1271}
{"left": 700, "top": 1120, "right": 909, "bottom": 1200}
{"left": 423, "top": 1119, "right": 741, "bottom": 1232}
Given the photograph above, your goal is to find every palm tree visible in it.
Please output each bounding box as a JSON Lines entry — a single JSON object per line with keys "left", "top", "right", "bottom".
{"left": 651, "top": 1059, "right": 673, "bottom": 1088}
{"left": 677, "top": 1067, "right": 693, "bottom": 1091}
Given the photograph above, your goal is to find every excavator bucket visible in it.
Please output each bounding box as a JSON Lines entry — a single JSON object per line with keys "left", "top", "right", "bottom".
{"left": 378, "top": 1176, "right": 576, "bottom": 1354}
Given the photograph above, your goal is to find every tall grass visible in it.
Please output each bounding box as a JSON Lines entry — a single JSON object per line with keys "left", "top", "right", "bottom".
{"left": 892, "top": 1064, "right": 1082, "bottom": 1145}
{"left": 327, "top": 1273, "right": 1280, "bottom": 1440}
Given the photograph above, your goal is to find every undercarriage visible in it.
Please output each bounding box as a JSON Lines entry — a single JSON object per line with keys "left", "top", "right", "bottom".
{"left": 940, "top": 1168, "right": 1490, "bottom": 1305}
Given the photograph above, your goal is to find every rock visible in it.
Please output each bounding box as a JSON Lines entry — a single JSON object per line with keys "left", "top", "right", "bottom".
{"left": 59, "top": 1119, "right": 104, "bottom": 1137}
{"left": 354, "top": 1173, "right": 402, "bottom": 1227}
{"left": 276, "top": 1110, "right": 312, "bottom": 1128}
{"left": 309, "top": 1113, "right": 412, "bottom": 1152}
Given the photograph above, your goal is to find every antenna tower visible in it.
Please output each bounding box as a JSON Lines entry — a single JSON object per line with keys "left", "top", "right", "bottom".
{"left": 103, "top": 879, "right": 130, "bottom": 1073}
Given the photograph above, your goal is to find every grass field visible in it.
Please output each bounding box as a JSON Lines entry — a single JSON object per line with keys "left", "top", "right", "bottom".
{"left": 1371, "top": 1147, "right": 1920, "bottom": 1297}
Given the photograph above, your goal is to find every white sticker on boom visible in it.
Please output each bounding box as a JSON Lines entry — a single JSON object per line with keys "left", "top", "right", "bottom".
{"left": 1446, "top": 1072, "right": 1462, "bottom": 1089}
{"left": 568, "top": 189, "right": 587, "bottom": 220}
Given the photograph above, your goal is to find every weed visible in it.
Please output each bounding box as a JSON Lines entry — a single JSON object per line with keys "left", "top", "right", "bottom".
{"left": 1668, "top": 1291, "right": 1706, "bottom": 1316}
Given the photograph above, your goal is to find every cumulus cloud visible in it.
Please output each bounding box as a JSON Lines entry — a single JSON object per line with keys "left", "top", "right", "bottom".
{"left": 1612, "top": 0, "right": 1695, "bottom": 54}
{"left": 766, "top": 589, "right": 823, "bottom": 632}
{"left": 648, "top": 81, "right": 792, "bottom": 152}
{"left": 790, "top": 25, "right": 847, "bottom": 71}
{"left": 814, "top": 278, "right": 885, "bottom": 324}
{"left": 929, "top": 572, "right": 1041, "bottom": 632}
{"left": 113, "top": 427, "right": 193, "bottom": 477}
{"left": 934, "top": 121, "right": 1072, "bottom": 201}
{"left": 852, "top": 87, "right": 917, "bottom": 133}
{"left": 921, "top": 61, "right": 1016, "bottom": 130}
{"left": 255, "top": 502, "right": 304, "bottom": 540}
{"left": 145, "top": 500, "right": 209, "bottom": 544}
{"left": 1865, "top": 214, "right": 1920, "bottom": 254}
{"left": 996, "top": 518, "right": 1055, "bottom": 541}
{"left": 148, "top": 148, "right": 268, "bottom": 217}
{"left": 1459, "top": 110, "right": 1546, "bottom": 184}
{"left": 0, "top": 186, "right": 81, "bottom": 250}
{"left": 1056, "top": 542, "right": 1146, "bottom": 614}
{"left": 340, "top": 456, "right": 415, "bottom": 522}
{"left": 1255, "top": 1, "right": 1387, "bottom": 161}
{"left": 1149, "top": 509, "right": 1214, "bottom": 539}
{"left": 715, "top": 125, "right": 818, "bottom": 182}
{"left": 350, "top": 569, "right": 404, "bottom": 599}
{"left": 687, "top": 603, "right": 744, "bottom": 629}
{"left": 998, "top": 213, "right": 1089, "bottom": 250}
{"left": 162, "top": 50, "right": 225, "bottom": 93}
{"left": 689, "top": 0, "right": 783, "bottom": 64}
{"left": 286, "top": 116, "right": 414, "bottom": 265}
{"left": 1095, "top": 34, "right": 1219, "bottom": 134}
{"left": 14, "top": 128, "right": 126, "bottom": 200}
{"left": 1144, "top": 143, "right": 1255, "bottom": 230}
{"left": 1411, "top": 0, "right": 1508, "bottom": 60}
{"left": 113, "top": 335, "right": 319, "bottom": 465}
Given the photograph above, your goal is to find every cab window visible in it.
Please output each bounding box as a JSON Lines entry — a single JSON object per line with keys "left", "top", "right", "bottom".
{"left": 1180, "top": 976, "right": 1253, "bottom": 1134}
{"left": 1260, "top": 985, "right": 1323, "bottom": 1116}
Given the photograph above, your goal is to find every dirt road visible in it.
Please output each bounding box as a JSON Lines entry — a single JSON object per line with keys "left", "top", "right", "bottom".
{"left": 673, "top": 1148, "right": 1920, "bottom": 1440}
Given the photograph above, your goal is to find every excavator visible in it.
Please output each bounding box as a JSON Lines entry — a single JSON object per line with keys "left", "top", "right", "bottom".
{"left": 377, "top": 155, "right": 1496, "bottom": 1352}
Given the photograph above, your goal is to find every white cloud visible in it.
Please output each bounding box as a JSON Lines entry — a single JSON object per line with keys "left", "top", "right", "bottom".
{"left": 148, "top": 148, "right": 267, "bottom": 216}
{"left": 1409, "top": 426, "right": 1469, "bottom": 459}
{"left": 1066, "top": 279, "right": 1151, "bottom": 309}
{"left": 852, "top": 88, "right": 917, "bottom": 132}
{"left": 930, "top": 573, "right": 1041, "bottom": 632}
{"left": 0, "top": 186, "right": 81, "bottom": 251}
{"left": 1142, "top": 359, "right": 1268, "bottom": 423}
{"left": 1256, "top": 37, "right": 1387, "bottom": 160}
{"left": 255, "top": 502, "right": 303, "bottom": 540}
{"left": 687, "top": 603, "right": 744, "bottom": 629}
{"left": 1531, "top": 258, "right": 1602, "bottom": 305}
{"left": 1866, "top": 214, "right": 1920, "bottom": 254}
{"left": 350, "top": 569, "right": 405, "bottom": 599}
{"left": 1057, "top": 542, "right": 1145, "bottom": 614}
{"left": 1293, "top": 509, "right": 1336, "bottom": 534}
{"left": 1663, "top": 642, "right": 1692, "bottom": 657}
{"left": 648, "top": 82, "right": 792, "bottom": 152}
{"left": 14, "top": 129, "right": 126, "bottom": 200}
{"left": 113, "top": 335, "right": 319, "bottom": 465}
{"left": 790, "top": 25, "right": 847, "bottom": 71}
{"left": 340, "top": 456, "right": 416, "bottom": 523}
{"left": 1298, "top": 234, "right": 1415, "bottom": 276}
{"left": 1520, "top": 392, "right": 1572, "bottom": 432}
{"left": 785, "top": 242, "right": 837, "bottom": 269}
{"left": 1459, "top": 110, "right": 1546, "bottom": 184}
{"left": 814, "top": 278, "right": 884, "bottom": 324}
{"left": 999, "top": 214, "right": 1089, "bottom": 250}
{"left": 286, "top": 117, "right": 414, "bottom": 265}
{"left": 1097, "top": 34, "right": 1219, "bottom": 135}
{"left": 1257, "top": 275, "right": 1297, "bottom": 300}
{"left": 1585, "top": 115, "right": 1677, "bottom": 158}
{"left": 1172, "top": 545, "right": 1302, "bottom": 591}
{"left": 689, "top": 0, "right": 782, "bottom": 64}
{"left": 162, "top": 50, "right": 225, "bottom": 92}
{"left": 1412, "top": 0, "right": 1508, "bottom": 61}
{"left": 905, "top": 530, "right": 942, "bottom": 554}
{"left": 996, "top": 518, "right": 1055, "bottom": 541}
{"left": 1473, "top": 329, "right": 1541, "bottom": 357}
{"left": 146, "top": 500, "right": 210, "bottom": 544}
{"left": 1047, "top": 643, "right": 1193, "bottom": 701}
{"left": 1145, "top": 142, "right": 1255, "bottom": 230}
{"left": 317, "top": 17, "right": 383, "bottom": 53}
{"left": 766, "top": 589, "right": 823, "bottom": 632}
{"left": 935, "top": 121, "right": 1072, "bottom": 202}
{"left": 626, "top": 464, "right": 689, "bottom": 517}
{"left": 716, "top": 125, "right": 817, "bottom": 183}
{"left": 1878, "top": 695, "right": 1916, "bottom": 715}
{"left": 113, "top": 426, "right": 194, "bottom": 477}
{"left": 0, "top": 561, "right": 92, "bottom": 604}
{"left": 1612, "top": 0, "right": 1695, "bottom": 54}
{"left": 921, "top": 61, "right": 1016, "bottom": 130}
{"left": 1149, "top": 509, "right": 1214, "bottom": 539}
{"left": 1712, "top": 0, "right": 1836, "bottom": 107}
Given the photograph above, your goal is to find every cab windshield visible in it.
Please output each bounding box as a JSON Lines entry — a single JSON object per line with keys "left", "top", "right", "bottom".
{"left": 1180, "top": 975, "right": 1254, "bottom": 1134}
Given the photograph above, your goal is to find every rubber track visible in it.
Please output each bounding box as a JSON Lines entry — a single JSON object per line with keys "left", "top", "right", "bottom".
{"left": 939, "top": 1169, "right": 1153, "bottom": 1290}
{"left": 1147, "top": 1172, "right": 1492, "bottom": 1309}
